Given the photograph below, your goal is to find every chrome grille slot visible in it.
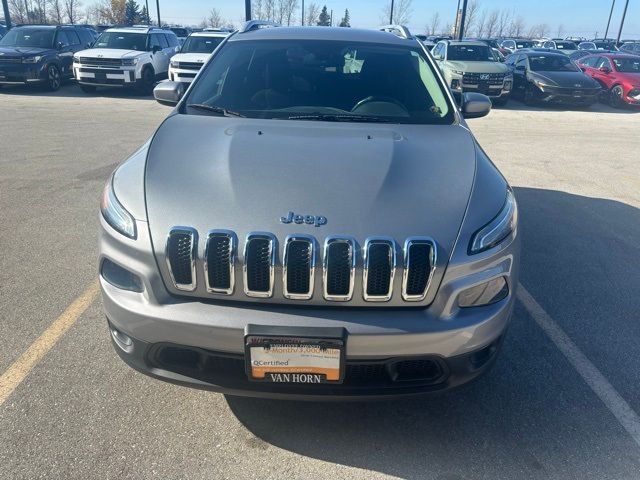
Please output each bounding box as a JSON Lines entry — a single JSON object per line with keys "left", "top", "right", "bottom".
{"left": 204, "top": 231, "right": 235, "bottom": 294}
{"left": 283, "top": 236, "right": 315, "bottom": 300}
{"left": 323, "top": 237, "right": 356, "bottom": 301}
{"left": 402, "top": 238, "right": 436, "bottom": 301}
{"left": 177, "top": 61, "right": 204, "bottom": 70}
{"left": 243, "top": 233, "right": 276, "bottom": 298}
{"left": 166, "top": 227, "right": 197, "bottom": 291}
{"left": 363, "top": 238, "right": 396, "bottom": 302}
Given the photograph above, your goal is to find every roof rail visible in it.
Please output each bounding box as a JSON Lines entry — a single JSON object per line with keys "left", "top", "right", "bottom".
{"left": 239, "top": 20, "right": 279, "bottom": 34}
{"left": 379, "top": 25, "right": 414, "bottom": 40}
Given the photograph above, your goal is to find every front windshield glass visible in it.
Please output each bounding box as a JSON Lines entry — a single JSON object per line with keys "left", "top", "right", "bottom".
{"left": 0, "top": 28, "right": 55, "bottom": 48}
{"left": 93, "top": 32, "right": 147, "bottom": 51}
{"left": 186, "top": 40, "right": 453, "bottom": 124}
{"left": 181, "top": 35, "right": 225, "bottom": 54}
{"left": 613, "top": 57, "right": 640, "bottom": 73}
{"left": 448, "top": 45, "right": 494, "bottom": 61}
{"left": 555, "top": 41, "right": 577, "bottom": 50}
{"left": 529, "top": 55, "right": 579, "bottom": 72}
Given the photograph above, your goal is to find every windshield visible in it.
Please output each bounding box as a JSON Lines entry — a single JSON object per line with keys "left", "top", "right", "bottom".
{"left": 171, "top": 28, "right": 189, "bottom": 37}
{"left": 181, "top": 35, "right": 225, "bottom": 54}
{"left": 613, "top": 57, "right": 640, "bottom": 73}
{"left": 186, "top": 40, "right": 453, "bottom": 124}
{"left": 448, "top": 45, "right": 494, "bottom": 61}
{"left": 555, "top": 41, "right": 577, "bottom": 50}
{"left": 93, "top": 32, "right": 147, "bottom": 51}
{"left": 529, "top": 55, "right": 579, "bottom": 72}
{"left": 0, "top": 28, "right": 55, "bottom": 48}
{"left": 579, "top": 42, "right": 596, "bottom": 50}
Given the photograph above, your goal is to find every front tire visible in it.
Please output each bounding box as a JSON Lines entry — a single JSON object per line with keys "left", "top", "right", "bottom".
{"left": 136, "top": 66, "right": 155, "bottom": 95}
{"left": 46, "top": 64, "right": 62, "bottom": 91}
{"left": 610, "top": 85, "right": 627, "bottom": 109}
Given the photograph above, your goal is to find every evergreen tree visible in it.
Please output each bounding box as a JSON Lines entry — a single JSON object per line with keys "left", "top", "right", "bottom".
{"left": 317, "top": 6, "right": 331, "bottom": 26}
{"left": 339, "top": 9, "right": 350, "bottom": 27}
{"left": 124, "top": 0, "right": 141, "bottom": 26}
{"left": 139, "top": 5, "right": 151, "bottom": 25}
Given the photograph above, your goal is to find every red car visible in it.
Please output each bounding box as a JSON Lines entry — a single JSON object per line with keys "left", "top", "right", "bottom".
{"left": 577, "top": 53, "right": 640, "bottom": 107}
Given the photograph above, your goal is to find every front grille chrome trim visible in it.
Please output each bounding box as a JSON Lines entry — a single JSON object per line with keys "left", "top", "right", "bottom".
{"left": 243, "top": 232, "right": 277, "bottom": 298}
{"left": 282, "top": 235, "right": 316, "bottom": 300}
{"left": 363, "top": 237, "right": 396, "bottom": 302}
{"left": 402, "top": 237, "right": 437, "bottom": 302}
{"left": 165, "top": 227, "right": 198, "bottom": 292}
{"left": 323, "top": 236, "right": 357, "bottom": 302}
{"left": 204, "top": 230, "right": 236, "bottom": 295}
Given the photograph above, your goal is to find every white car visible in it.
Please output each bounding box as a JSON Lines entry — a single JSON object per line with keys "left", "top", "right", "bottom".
{"left": 169, "top": 30, "right": 230, "bottom": 84}
{"left": 73, "top": 26, "right": 180, "bottom": 94}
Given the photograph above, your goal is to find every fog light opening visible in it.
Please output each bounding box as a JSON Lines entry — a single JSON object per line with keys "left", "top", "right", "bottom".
{"left": 101, "top": 258, "right": 143, "bottom": 293}
{"left": 458, "top": 276, "right": 509, "bottom": 308}
{"left": 110, "top": 327, "right": 134, "bottom": 353}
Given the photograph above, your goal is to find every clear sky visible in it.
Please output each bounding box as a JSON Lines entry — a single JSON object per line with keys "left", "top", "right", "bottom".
{"left": 157, "top": 0, "right": 640, "bottom": 39}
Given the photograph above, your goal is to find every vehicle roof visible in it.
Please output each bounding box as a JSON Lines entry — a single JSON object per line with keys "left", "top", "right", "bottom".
{"left": 518, "top": 50, "right": 568, "bottom": 56}
{"left": 587, "top": 52, "right": 640, "bottom": 59}
{"left": 12, "top": 24, "right": 58, "bottom": 29}
{"left": 443, "top": 40, "right": 487, "bottom": 47}
{"left": 228, "top": 26, "right": 419, "bottom": 46}
{"left": 190, "top": 31, "right": 230, "bottom": 38}
{"left": 104, "top": 26, "right": 166, "bottom": 34}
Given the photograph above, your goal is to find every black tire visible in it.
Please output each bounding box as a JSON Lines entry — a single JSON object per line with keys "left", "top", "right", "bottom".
{"left": 46, "top": 64, "right": 62, "bottom": 91}
{"left": 79, "top": 84, "right": 97, "bottom": 94}
{"left": 610, "top": 85, "right": 627, "bottom": 109}
{"left": 136, "top": 66, "right": 155, "bottom": 95}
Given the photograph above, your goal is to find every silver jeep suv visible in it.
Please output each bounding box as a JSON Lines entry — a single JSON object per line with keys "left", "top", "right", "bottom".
{"left": 99, "top": 22, "right": 519, "bottom": 399}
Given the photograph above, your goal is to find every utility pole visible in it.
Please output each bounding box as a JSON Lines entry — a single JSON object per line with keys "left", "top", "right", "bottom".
{"left": 301, "top": 0, "right": 304, "bottom": 25}
{"left": 245, "top": 0, "right": 251, "bottom": 21}
{"left": 2, "top": 0, "right": 12, "bottom": 28}
{"left": 604, "top": 0, "right": 616, "bottom": 38}
{"left": 155, "top": 0, "right": 161, "bottom": 26}
{"left": 145, "top": 0, "right": 150, "bottom": 25}
{"left": 616, "top": 0, "right": 629, "bottom": 45}
{"left": 389, "top": 0, "right": 394, "bottom": 24}
{"left": 330, "top": 9, "right": 333, "bottom": 26}
{"left": 454, "top": 0, "right": 461, "bottom": 37}
{"left": 457, "top": 0, "right": 468, "bottom": 40}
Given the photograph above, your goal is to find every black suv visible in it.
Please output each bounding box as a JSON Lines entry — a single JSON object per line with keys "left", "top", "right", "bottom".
{"left": 0, "top": 25, "right": 94, "bottom": 91}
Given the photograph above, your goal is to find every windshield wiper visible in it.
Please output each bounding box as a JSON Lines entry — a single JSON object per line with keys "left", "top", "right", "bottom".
{"left": 186, "top": 104, "right": 246, "bottom": 118}
{"left": 287, "top": 114, "right": 392, "bottom": 123}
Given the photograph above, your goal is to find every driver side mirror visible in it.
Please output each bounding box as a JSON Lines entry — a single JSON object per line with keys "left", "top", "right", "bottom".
{"left": 462, "top": 92, "right": 492, "bottom": 119}
{"left": 152, "top": 45, "right": 162, "bottom": 54}
{"left": 154, "top": 80, "right": 184, "bottom": 106}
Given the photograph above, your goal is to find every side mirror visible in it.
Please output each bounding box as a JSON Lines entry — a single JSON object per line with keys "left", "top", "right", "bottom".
{"left": 579, "top": 66, "right": 587, "bottom": 72}
{"left": 57, "top": 42, "right": 64, "bottom": 50}
{"left": 462, "top": 92, "right": 492, "bottom": 119}
{"left": 154, "top": 80, "right": 184, "bottom": 106}
{"left": 599, "top": 66, "right": 611, "bottom": 74}
{"left": 152, "top": 45, "right": 161, "bottom": 54}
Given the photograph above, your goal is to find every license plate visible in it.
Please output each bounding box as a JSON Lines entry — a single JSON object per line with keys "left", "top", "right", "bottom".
{"left": 245, "top": 325, "right": 346, "bottom": 384}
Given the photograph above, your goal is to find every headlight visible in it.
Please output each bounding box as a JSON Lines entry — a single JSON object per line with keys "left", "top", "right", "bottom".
{"left": 170, "top": 60, "right": 179, "bottom": 68}
{"left": 470, "top": 189, "right": 517, "bottom": 254}
{"left": 73, "top": 56, "right": 80, "bottom": 63}
{"left": 101, "top": 176, "right": 136, "bottom": 239}
{"left": 121, "top": 58, "right": 139, "bottom": 66}
{"left": 458, "top": 276, "right": 509, "bottom": 308}
{"left": 533, "top": 79, "right": 551, "bottom": 88}
{"left": 451, "top": 69, "right": 465, "bottom": 76}
{"left": 22, "top": 55, "right": 42, "bottom": 64}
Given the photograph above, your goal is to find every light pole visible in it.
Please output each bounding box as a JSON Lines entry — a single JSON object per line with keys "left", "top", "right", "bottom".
{"left": 604, "top": 0, "right": 616, "bottom": 38}
{"left": 302, "top": 0, "right": 304, "bottom": 25}
{"left": 2, "top": 0, "right": 11, "bottom": 28}
{"left": 455, "top": 0, "right": 461, "bottom": 37}
{"left": 457, "top": 0, "right": 468, "bottom": 40}
{"left": 389, "top": 0, "right": 394, "bottom": 24}
{"left": 155, "top": 0, "right": 161, "bottom": 26}
{"left": 616, "top": 0, "right": 629, "bottom": 45}
{"left": 245, "top": 0, "right": 252, "bottom": 21}
{"left": 145, "top": 0, "right": 150, "bottom": 25}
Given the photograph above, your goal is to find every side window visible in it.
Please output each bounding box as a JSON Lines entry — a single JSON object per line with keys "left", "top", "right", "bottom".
{"left": 165, "top": 34, "right": 179, "bottom": 48}
{"left": 503, "top": 40, "right": 515, "bottom": 50}
{"left": 595, "top": 57, "right": 609, "bottom": 68}
{"left": 432, "top": 43, "right": 444, "bottom": 59}
{"left": 543, "top": 41, "right": 553, "bottom": 49}
{"left": 157, "top": 33, "right": 169, "bottom": 48}
{"left": 581, "top": 56, "right": 598, "bottom": 67}
{"left": 65, "top": 29, "right": 80, "bottom": 45}
{"left": 505, "top": 54, "right": 518, "bottom": 66}
{"left": 515, "top": 56, "right": 527, "bottom": 69}
{"left": 149, "top": 33, "right": 162, "bottom": 49}
{"left": 56, "top": 30, "right": 70, "bottom": 47}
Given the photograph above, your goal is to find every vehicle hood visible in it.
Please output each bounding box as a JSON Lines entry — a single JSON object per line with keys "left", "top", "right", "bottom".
{"left": 75, "top": 48, "right": 143, "bottom": 59}
{"left": 171, "top": 52, "right": 211, "bottom": 64}
{"left": 530, "top": 70, "right": 599, "bottom": 88}
{"left": 0, "top": 46, "right": 53, "bottom": 56}
{"left": 444, "top": 60, "right": 509, "bottom": 74}
{"left": 145, "top": 115, "right": 477, "bottom": 282}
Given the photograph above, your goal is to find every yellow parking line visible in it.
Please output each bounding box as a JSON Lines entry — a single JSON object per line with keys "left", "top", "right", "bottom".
{"left": 0, "top": 280, "right": 100, "bottom": 407}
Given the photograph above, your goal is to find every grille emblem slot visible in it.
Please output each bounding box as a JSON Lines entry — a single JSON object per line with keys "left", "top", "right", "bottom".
{"left": 323, "top": 237, "right": 356, "bottom": 301}
{"left": 283, "top": 235, "right": 316, "bottom": 300}
{"left": 243, "top": 233, "right": 277, "bottom": 298}
{"left": 363, "top": 238, "right": 396, "bottom": 302}
{"left": 166, "top": 227, "right": 198, "bottom": 291}
{"left": 204, "top": 230, "right": 236, "bottom": 295}
{"left": 402, "top": 237, "right": 437, "bottom": 301}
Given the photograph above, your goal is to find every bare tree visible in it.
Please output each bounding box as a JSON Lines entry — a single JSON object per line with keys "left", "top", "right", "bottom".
{"left": 528, "top": 23, "right": 549, "bottom": 39}
{"left": 496, "top": 9, "right": 512, "bottom": 38}
{"left": 507, "top": 16, "right": 525, "bottom": 37}
{"left": 475, "top": 8, "right": 488, "bottom": 37}
{"left": 64, "top": 0, "right": 82, "bottom": 23}
{"left": 8, "top": 0, "right": 28, "bottom": 23}
{"left": 278, "top": 0, "right": 299, "bottom": 26}
{"left": 207, "top": 7, "right": 224, "bottom": 28}
{"left": 427, "top": 12, "right": 440, "bottom": 35}
{"left": 305, "top": 2, "right": 320, "bottom": 26}
{"left": 462, "top": 0, "right": 479, "bottom": 37}
{"left": 485, "top": 9, "right": 499, "bottom": 38}
{"left": 556, "top": 24, "right": 564, "bottom": 38}
{"left": 381, "top": 0, "right": 412, "bottom": 25}
{"left": 48, "top": 0, "right": 65, "bottom": 23}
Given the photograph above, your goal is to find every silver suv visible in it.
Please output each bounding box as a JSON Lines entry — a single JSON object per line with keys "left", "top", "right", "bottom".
{"left": 99, "top": 22, "right": 519, "bottom": 399}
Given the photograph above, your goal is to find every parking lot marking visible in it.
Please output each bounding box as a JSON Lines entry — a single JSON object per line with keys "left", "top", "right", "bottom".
{"left": 0, "top": 281, "right": 100, "bottom": 407}
{"left": 518, "top": 285, "right": 640, "bottom": 448}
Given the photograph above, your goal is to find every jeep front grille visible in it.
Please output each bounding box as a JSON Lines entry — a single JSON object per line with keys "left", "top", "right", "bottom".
{"left": 163, "top": 229, "right": 438, "bottom": 304}
{"left": 166, "top": 228, "right": 197, "bottom": 291}
{"left": 243, "top": 233, "right": 276, "bottom": 298}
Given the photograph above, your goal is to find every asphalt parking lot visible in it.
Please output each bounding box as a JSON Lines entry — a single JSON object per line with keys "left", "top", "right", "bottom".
{"left": 1, "top": 82, "right": 639, "bottom": 479}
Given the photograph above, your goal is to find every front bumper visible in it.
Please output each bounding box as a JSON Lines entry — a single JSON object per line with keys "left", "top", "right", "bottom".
{"left": 74, "top": 64, "right": 138, "bottom": 87}
{"left": 536, "top": 85, "right": 600, "bottom": 104}
{"left": 100, "top": 215, "right": 519, "bottom": 399}
{"left": 0, "top": 62, "right": 47, "bottom": 84}
{"left": 168, "top": 66, "right": 200, "bottom": 84}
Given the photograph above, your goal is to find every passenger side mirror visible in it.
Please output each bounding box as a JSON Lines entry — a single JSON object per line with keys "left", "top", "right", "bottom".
{"left": 152, "top": 45, "right": 161, "bottom": 54}
{"left": 154, "top": 80, "right": 184, "bottom": 106}
{"left": 462, "top": 92, "right": 492, "bottom": 119}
